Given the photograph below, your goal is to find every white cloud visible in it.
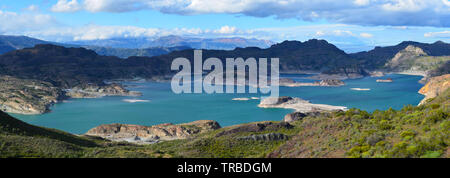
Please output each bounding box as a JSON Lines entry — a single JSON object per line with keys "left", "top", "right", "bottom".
{"left": 360, "top": 33, "right": 373, "bottom": 38}
{"left": 214, "top": 26, "right": 238, "bottom": 34}
{"left": 49, "top": 0, "right": 450, "bottom": 27}
{"left": 0, "top": 10, "right": 57, "bottom": 33}
{"left": 354, "top": 0, "right": 370, "bottom": 6}
{"left": 424, "top": 31, "right": 450, "bottom": 38}
{"left": 25, "top": 5, "right": 39, "bottom": 12}
{"left": 21, "top": 24, "right": 254, "bottom": 42}
{"left": 333, "top": 30, "right": 355, "bottom": 36}
{"left": 51, "top": 0, "right": 82, "bottom": 13}
{"left": 444, "top": 0, "right": 450, "bottom": 6}
{"left": 315, "top": 31, "right": 325, "bottom": 36}
{"left": 381, "top": 0, "right": 427, "bottom": 12}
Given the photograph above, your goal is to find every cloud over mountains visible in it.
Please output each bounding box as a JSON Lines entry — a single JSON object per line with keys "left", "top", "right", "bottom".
{"left": 51, "top": 0, "right": 450, "bottom": 27}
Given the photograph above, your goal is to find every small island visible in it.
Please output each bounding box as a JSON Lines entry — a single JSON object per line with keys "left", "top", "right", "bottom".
{"left": 258, "top": 96, "right": 347, "bottom": 113}
{"left": 376, "top": 78, "right": 393, "bottom": 83}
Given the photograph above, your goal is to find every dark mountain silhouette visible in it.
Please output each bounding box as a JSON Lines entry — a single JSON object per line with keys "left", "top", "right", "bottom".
{"left": 0, "top": 45, "right": 172, "bottom": 88}
{"left": 84, "top": 45, "right": 191, "bottom": 58}
{"left": 0, "top": 39, "right": 364, "bottom": 87}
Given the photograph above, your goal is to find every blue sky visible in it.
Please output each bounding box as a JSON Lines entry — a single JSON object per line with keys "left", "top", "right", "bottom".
{"left": 1, "top": 0, "right": 449, "bottom": 52}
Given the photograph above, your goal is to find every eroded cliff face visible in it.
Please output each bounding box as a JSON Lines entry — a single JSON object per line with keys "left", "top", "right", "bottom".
{"left": 418, "top": 74, "right": 450, "bottom": 105}
{"left": 0, "top": 76, "right": 65, "bottom": 114}
{"left": 85, "top": 120, "right": 221, "bottom": 144}
{"left": 386, "top": 45, "right": 427, "bottom": 69}
{"left": 0, "top": 75, "right": 141, "bottom": 114}
{"left": 384, "top": 45, "right": 450, "bottom": 82}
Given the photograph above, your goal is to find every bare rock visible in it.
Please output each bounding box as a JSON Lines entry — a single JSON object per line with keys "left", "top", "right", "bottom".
{"left": 259, "top": 96, "right": 347, "bottom": 113}
{"left": 418, "top": 74, "right": 450, "bottom": 105}
{"left": 283, "top": 111, "right": 328, "bottom": 123}
{"left": 66, "top": 83, "right": 141, "bottom": 98}
{"left": 315, "top": 79, "right": 345, "bottom": 86}
{"left": 85, "top": 120, "right": 221, "bottom": 144}
{"left": 0, "top": 75, "right": 65, "bottom": 114}
{"left": 216, "top": 121, "right": 293, "bottom": 137}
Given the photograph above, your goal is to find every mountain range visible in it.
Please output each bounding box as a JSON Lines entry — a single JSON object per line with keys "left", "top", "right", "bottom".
{"left": 0, "top": 36, "right": 449, "bottom": 88}
{"left": 0, "top": 35, "right": 49, "bottom": 54}
{"left": 67, "top": 35, "right": 274, "bottom": 50}
{"left": 0, "top": 39, "right": 371, "bottom": 89}
{"left": 0, "top": 35, "right": 273, "bottom": 58}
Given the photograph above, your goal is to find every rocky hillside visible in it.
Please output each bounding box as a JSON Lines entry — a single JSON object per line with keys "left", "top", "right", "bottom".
{"left": 418, "top": 74, "right": 450, "bottom": 105}
{"left": 351, "top": 41, "right": 450, "bottom": 70}
{"left": 0, "top": 76, "right": 64, "bottom": 114}
{"left": 0, "top": 44, "right": 172, "bottom": 88}
{"left": 157, "top": 39, "right": 366, "bottom": 78}
{"left": 86, "top": 120, "right": 221, "bottom": 144}
{"left": 0, "top": 75, "right": 140, "bottom": 114}
{"left": 384, "top": 45, "right": 450, "bottom": 79}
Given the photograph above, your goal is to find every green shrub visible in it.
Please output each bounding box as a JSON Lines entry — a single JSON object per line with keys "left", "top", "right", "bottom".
{"left": 420, "top": 151, "right": 442, "bottom": 158}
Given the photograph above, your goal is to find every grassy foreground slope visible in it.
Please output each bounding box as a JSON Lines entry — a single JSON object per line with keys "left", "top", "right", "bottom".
{"left": 1, "top": 89, "right": 449, "bottom": 158}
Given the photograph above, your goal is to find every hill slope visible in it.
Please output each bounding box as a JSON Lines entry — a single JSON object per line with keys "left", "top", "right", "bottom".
{"left": 351, "top": 41, "right": 450, "bottom": 70}
{"left": 384, "top": 45, "right": 450, "bottom": 77}
{"left": 0, "top": 35, "right": 51, "bottom": 54}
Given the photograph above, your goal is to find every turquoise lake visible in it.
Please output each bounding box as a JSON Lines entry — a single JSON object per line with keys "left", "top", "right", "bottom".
{"left": 13, "top": 74, "right": 425, "bottom": 134}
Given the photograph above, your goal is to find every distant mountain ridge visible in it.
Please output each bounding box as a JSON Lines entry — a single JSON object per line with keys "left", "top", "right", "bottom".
{"left": 83, "top": 45, "right": 192, "bottom": 58}
{"left": 0, "top": 35, "right": 52, "bottom": 54}
{"left": 68, "top": 35, "right": 275, "bottom": 50}
{"left": 0, "top": 35, "right": 273, "bottom": 58}
{"left": 0, "top": 35, "right": 190, "bottom": 58}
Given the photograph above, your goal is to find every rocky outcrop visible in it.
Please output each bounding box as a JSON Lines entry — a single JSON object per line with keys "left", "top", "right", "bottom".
{"left": 387, "top": 45, "right": 427, "bottom": 69}
{"left": 0, "top": 75, "right": 142, "bottom": 114}
{"left": 216, "top": 121, "right": 293, "bottom": 137}
{"left": 317, "top": 79, "right": 345, "bottom": 86}
{"left": 258, "top": 96, "right": 347, "bottom": 113}
{"left": 0, "top": 76, "right": 65, "bottom": 114}
{"left": 418, "top": 74, "right": 450, "bottom": 105}
{"left": 384, "top": 45, "right": 450, "bottom": 82}
{"left": 369, "top": 71, "right": 384, "bottom": 77}
{"left": 283, "top": 111, "right": 329, "bottom": 123}
{"left": 85, "top": 120, "right": 221, "bottom": 144}
{"left": 66, "top": 83, "right": 141, "bottom": 98}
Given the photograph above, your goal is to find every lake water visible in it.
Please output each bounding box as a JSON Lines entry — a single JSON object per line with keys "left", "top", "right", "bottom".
{"left": 13, "top": 74, "right": 425, "bottom": 134}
